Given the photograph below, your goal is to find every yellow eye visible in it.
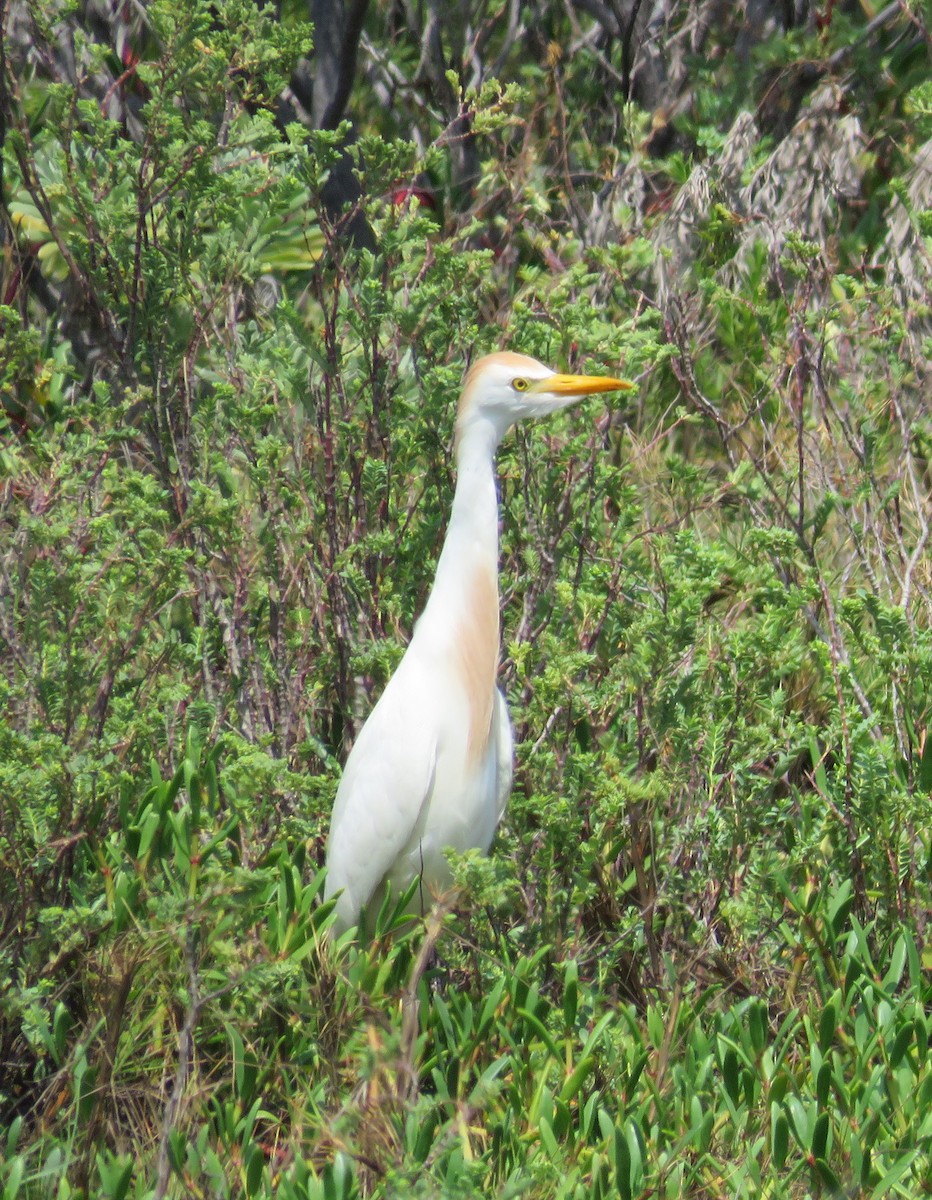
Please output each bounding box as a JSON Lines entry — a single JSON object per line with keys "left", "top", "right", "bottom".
{"left": 512, "top": 377, "right": 529, "bottom": 392}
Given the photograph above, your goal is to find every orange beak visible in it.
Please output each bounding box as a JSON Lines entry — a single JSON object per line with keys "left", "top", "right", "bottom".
{"left": 528, "top": 372, "right": 634, "bottom": 397}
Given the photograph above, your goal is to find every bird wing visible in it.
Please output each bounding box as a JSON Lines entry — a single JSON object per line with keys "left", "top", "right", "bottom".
{"left": 325, "top": 657, "right": 441, "bottom": 932}
{"left": 492, "top": 686, "right": 514, "bottom": 824}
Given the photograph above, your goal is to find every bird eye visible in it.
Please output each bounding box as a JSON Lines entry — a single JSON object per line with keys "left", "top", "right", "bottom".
{"left": 512, "top": 377, "right": 529, "bottom": 392}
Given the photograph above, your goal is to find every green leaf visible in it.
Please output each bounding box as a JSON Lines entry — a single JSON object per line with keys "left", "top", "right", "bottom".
{"left": 96, "top": 1152, "right": 132, "bottom": 1200}
{"left": 244, "top": 1143, "right": 265, "bottom": 1196}
{"left": 516, "top": 1007, "right": 562, "bottom": 1061}
{"left": 882, "top": 934, "right": 908, "bottom": 992}
{"left": 614, "top": 1124, "right": 632, "bottom": 1200}
{"left": 770, "top": 1105, "right": 789, "bottom": 1169}
{"left": 2, "top": 1156, "right": 25, "bottom": 1200}
{"left": 538, "top": 1114, "right": 561, "bottom": 1162}
{"left": 814, "top": 1157, "right": 841, "bottom": 1192}
{"left": 869, "top": 1152, "right": 919, "bottom": 1200}
{"left": 890, "top": 1022, "right": 914, "bottom": 1069}
{"left": 816, "top": 1062, "right": 832, "bottom": 1108}
{"left": 828, "top": 879, "right": 855, "bottom": 938}
{"left": 563, "top": 958, "right": 579, "bottom": 1029}
{"left": 722, "top": 1045, "right": 741, "bottom": 1107}
{"left": 810, "top": 1111, "right": 829, "bottom": 1160}
{"left": 818, "top": 993, "right": 839, "bottom": 1054}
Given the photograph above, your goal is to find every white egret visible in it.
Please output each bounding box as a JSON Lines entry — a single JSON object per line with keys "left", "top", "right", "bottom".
{"left": 324, "top": 351, "right": 632, "bottom": 935}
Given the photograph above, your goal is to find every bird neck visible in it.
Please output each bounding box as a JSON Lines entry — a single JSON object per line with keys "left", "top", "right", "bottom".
{"left": 421, "top": 418, "right": 503, "bottom": 630}
{"left": 445, "top": 419, "right": 503, "bottom": 572}
{"left": 406, "top": 420, "right": 503, "bottom": 767}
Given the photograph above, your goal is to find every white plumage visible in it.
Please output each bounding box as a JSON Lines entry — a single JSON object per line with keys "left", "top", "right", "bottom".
{"left": 324, "top": 351, "right": 631, "bottom": 935}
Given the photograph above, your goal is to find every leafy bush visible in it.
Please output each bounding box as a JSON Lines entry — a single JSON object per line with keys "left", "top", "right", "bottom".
{"left": 2, "top": 0, "right": 931, "bottom": 1196}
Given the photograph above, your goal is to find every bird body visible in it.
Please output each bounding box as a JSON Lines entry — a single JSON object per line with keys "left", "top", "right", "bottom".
{"left": 325, "top": 352, "right": 631, "bottom": 934}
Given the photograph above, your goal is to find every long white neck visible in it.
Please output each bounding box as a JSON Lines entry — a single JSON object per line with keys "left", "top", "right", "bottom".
{"left": 434, "top": 418, "right": 502, "bottom": 597}
{"left": 410, "top": 416, "right": 503, "bottom": 763}
{"left": 416, "top": 416, "right": 503, "bottom": 646}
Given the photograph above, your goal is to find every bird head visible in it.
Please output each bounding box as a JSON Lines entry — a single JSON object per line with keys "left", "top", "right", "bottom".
{"left": 456, "top": 351, "right": 632, "bottom": 448}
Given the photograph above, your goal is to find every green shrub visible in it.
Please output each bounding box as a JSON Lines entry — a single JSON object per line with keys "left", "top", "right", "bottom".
{"left": 2, "top": 0, "right": 932, "bottom": 1196}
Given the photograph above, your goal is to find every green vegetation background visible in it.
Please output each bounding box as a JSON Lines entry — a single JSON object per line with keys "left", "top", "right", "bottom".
{"left": 2, "top": 1, "right": 932, "bottom": 1196}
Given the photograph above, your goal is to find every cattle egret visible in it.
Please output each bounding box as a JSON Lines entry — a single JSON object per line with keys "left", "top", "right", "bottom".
{"left": 325, "top": 351, "right": 633, "bottom": 935}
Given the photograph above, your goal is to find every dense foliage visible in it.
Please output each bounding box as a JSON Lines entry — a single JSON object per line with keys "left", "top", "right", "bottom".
{"left": 2, "top": 1, "right": 932, "bottom": 1196}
